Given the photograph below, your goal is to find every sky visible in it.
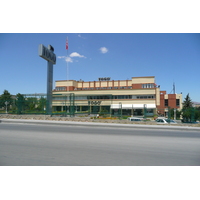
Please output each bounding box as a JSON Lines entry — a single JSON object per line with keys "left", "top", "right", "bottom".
{"left": 1, "top": 33, "right": 200, "bottom": 101}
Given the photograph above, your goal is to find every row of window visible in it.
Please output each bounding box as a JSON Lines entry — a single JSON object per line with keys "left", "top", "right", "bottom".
{"left": 142, "top": 84, "right": 155, "bottom": 88}
{"left": 76, "top": 86, "right": 133, "bottom": 90}
{"left": 55, "top": 85, "right": 155, "bottom": 91}
{"left": 53, "top": 95, "right": 156, "bottom": 101}
{"left": 55, "top": 87, "right": 66, "bottom": 91}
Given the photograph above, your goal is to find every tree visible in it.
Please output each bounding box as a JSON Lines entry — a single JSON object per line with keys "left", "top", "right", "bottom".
{"left": 169, "top": 108, "right": 181, "bottom": 119}
{"left": 0, "top": 90, "right": 13, "bottom": 110}
{"left": 15, "top": 93, "right": 25, "bottom": 114}
{"left": 37, "top": 96, "right": 46, "bottom": 111}
{"left": 196, "top": 107, "right": 200, "bottom": 121}
{"left": 26, "top": 97, "right": 38, "bottom": 111}
{"left": 181, "top": 93, "right": 197, "bottom": 122}
{"left": 182, "top": 93, "right": 193, "bottom": 109}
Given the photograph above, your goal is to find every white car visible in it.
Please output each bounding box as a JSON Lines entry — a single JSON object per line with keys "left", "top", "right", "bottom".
{"left": 128, "top": 117, "right": 143, "bottom": 121}
{"left": 155, "top": 118, "right": 177, "bottom": 124}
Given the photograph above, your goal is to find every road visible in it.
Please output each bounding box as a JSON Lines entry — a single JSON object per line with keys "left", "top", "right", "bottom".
{"left": 0, "top": 123, "right": 200, "bottom": 166}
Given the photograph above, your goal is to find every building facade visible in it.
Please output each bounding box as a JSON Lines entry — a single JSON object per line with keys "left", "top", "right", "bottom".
{"left": 52, "top": 76, "right": 182, "bottom": 117}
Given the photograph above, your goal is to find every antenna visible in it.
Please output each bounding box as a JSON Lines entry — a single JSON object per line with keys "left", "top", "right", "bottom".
{"left": 173, "top": 82, "right": 175, "bottom": 94}
{"left": 169, "top": 81, "right": 176, "bottom": 94}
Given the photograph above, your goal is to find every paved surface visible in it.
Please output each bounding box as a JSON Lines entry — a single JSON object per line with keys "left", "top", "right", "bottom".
{"left": 0, "top": 122, "right": 200, "bottom": 166}
{"left": 1, "top": 118, "right": 200, "bottom": 131}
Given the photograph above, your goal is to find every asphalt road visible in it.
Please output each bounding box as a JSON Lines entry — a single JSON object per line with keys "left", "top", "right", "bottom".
{"left": 1, "top": 123, "right": 200, "bottom": 166}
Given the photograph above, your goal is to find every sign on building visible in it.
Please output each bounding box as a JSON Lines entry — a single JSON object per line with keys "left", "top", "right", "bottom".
{"left": 98, "top": 77, "right": 111, "bottom": 81}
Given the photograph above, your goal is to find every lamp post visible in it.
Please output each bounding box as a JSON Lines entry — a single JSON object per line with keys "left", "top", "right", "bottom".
{"left": 5, "top": 101, "right": 8, "bottom": 114}
{"left": 119, "top": 102, "right": 122, "bottom": 119}
{"left": 174, "top": 108, "right": 176, "bottom": 120}
{"left": 144, "top": 104, "right": 147, "bottom": 120}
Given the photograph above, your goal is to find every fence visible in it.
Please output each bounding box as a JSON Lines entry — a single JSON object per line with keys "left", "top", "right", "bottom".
{"left": 0, "top": 94, "right": 48, "bottom": 115}
{"left": 2, "top": 94, "right": 199, "bottom": 120}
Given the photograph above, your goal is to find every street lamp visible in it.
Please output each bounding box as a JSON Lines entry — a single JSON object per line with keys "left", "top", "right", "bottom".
{"left": 119, "top": 102, "right": 122, "bottom": 119}
{"left": 144, "top": 104, "right": 147, "bottom": 119}
{"left": 174, "top": 108, "right": 176, "bottom": 120}
{"left": 5, "top": 101, "right": 8, "bottom": 114}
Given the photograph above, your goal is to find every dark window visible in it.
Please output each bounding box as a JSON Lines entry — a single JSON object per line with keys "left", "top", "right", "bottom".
{"left": 176, "top": 99, "right": 180, "bottom": 106}
{"left": 165, "top": 99, "right": 168, "bottom": 107}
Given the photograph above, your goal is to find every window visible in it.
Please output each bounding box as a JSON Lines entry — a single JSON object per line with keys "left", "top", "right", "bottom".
{"left": 75, "top": 96, "right": 87, "bottom": 100}
{"left": 136, "top": 95, "right": 155, "bottom": 99}
{"left": 165, "top": 99, "right": 168, "bottom": 107}
{"left": 142, "top": 84, "right": 155, "bottom": 88}
{"left": 55, "top": 87, "right": 66, "bottom": 91}
{"left": 176, "top": 99, "right": 180, "bottom": 106}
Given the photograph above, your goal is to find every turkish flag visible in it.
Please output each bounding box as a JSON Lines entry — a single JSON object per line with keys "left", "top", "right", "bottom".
{"left": 66, "top": 39, "right": 68, "bottom": 50}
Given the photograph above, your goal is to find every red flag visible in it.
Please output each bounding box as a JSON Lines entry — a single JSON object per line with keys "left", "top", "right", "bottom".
{"left": 66, "top": 38, "right": 68, "bottom": 50}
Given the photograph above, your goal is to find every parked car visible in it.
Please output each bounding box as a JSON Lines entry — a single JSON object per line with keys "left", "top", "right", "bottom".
{"left": 181, "top": 119, "right": 199, "bottom": 124}
{"left": 155, "top": 118, "right": 177, "bottom": 124}
{"left": 128, "top": 117, "right": 143, "bottom": 121}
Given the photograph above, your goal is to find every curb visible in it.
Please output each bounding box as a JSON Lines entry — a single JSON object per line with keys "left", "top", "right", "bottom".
{"left": 1, "top": 118, "right": 200, "bottom": 131}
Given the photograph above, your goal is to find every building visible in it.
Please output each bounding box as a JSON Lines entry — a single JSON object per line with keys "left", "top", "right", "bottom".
{"left": 52, "top": 76, "right": 182, "bottom": 117}
{"left": 157, "top": 91, "right": 182, "bottom": 116}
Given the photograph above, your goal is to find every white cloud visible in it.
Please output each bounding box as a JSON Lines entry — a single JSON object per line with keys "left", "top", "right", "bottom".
{"left": 99, "top": 47, "right": 108, "bottom": 54}
{"left": 70, "top": 52, "right": 86, "bottom": 58}
{"left": 57, "top": 51, "right": 86, "bottom": 63}
{"left": 57, "top": 56, "right": 73, "bottom": 63}
{"left": 78, "top": 34, "right": 86, "bottom": 39}
{"left": 65, "top": 56, "right": 73, "bottom": 63}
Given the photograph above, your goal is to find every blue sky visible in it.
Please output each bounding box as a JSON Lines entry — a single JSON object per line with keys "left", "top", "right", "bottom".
{"left": 1, "top": 33, "right": 200, "bottom": 101}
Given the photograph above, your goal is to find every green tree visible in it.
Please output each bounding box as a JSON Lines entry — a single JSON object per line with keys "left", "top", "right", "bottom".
{"left": 26, "top": 97, "right": 38, "bottom": 111}
{"left": 0, "top": 90, "right": 13, "bottom": 111}
{"left": 15, "top": 93, "right": 25, "bottom": 114}
{"left": 182, "top": 93, "right": 193, "bottom": 109}
{"left": 37, "top": 96, "right": 46, "bottom": 111}
{"left": 169, "top": 108, "right": 182, "bottom": 119}
{"left": 181, "top": 94, "right": 196, "bottom": 122}
{"left": 196, "top": 107, "right": 200, "bottom": 121}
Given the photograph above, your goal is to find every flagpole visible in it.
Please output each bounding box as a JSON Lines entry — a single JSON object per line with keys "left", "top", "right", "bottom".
{"left": 65, "top": 37, "right": 69, "bottom": 115}
{"left": 66, "top": 37, "right": 69, "bottom": 92}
